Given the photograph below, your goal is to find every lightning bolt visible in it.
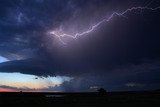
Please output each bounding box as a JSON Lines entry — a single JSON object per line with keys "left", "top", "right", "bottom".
{"left": 49, "top": 6, "right": 160, "bottom": 45}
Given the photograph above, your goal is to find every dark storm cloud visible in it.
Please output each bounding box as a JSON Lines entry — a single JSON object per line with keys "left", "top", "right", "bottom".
{"left": 53, "top": 60, "right": 160, "bottom": 91}
{"left": 0, "top": 0, "right": 160, "bottom": 91}
{"left": 0, "top": 0, "right": 77, "bottom": 60}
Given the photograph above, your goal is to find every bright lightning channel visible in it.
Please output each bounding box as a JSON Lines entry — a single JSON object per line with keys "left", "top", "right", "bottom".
{"left": 49, "top": 6, "right": 160, "bottom": 45}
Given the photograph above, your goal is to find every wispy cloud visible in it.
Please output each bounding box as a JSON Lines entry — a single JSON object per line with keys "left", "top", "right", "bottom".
{"left": 125, "top": 83, "right": 145, "bottom": 87}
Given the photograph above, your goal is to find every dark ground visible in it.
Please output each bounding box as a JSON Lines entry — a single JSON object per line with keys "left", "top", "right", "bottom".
{"left": 0, "top": 91, "right": 160, "bottom": 107}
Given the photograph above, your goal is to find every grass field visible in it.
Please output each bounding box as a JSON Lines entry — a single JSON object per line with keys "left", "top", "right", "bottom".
{"left": 0, "top": 91, "right": 160, "bottom": 107}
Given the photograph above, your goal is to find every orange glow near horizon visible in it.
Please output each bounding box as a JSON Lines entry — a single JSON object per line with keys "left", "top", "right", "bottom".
{"left": 0, "top": 72, "right": 73, "bottom": 92}
{"left": 0, "top": 88, "right": 16, "bottom": 92}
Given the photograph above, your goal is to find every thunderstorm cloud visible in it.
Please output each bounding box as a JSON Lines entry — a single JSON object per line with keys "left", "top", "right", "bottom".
{"left": 0, "top": 0, "right": 160, "bottom": 91}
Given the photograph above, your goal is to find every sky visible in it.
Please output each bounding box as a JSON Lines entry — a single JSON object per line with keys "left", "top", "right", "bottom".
{"left": 0, "top": 0, "right": 160, "bottom": 92}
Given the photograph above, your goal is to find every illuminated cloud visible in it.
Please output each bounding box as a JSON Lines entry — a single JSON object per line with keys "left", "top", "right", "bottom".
{"left": 0, "top": 56, "right": 9, "bottom": 63}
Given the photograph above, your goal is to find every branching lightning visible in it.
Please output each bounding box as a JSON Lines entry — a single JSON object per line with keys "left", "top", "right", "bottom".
{"left": 49, "top": 6, "right": 160, "bottom": 44}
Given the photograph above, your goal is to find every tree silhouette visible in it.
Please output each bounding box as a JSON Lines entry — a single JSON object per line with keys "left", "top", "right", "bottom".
{"left": 97, "top": 88, "right": 107, "bottom": 94}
